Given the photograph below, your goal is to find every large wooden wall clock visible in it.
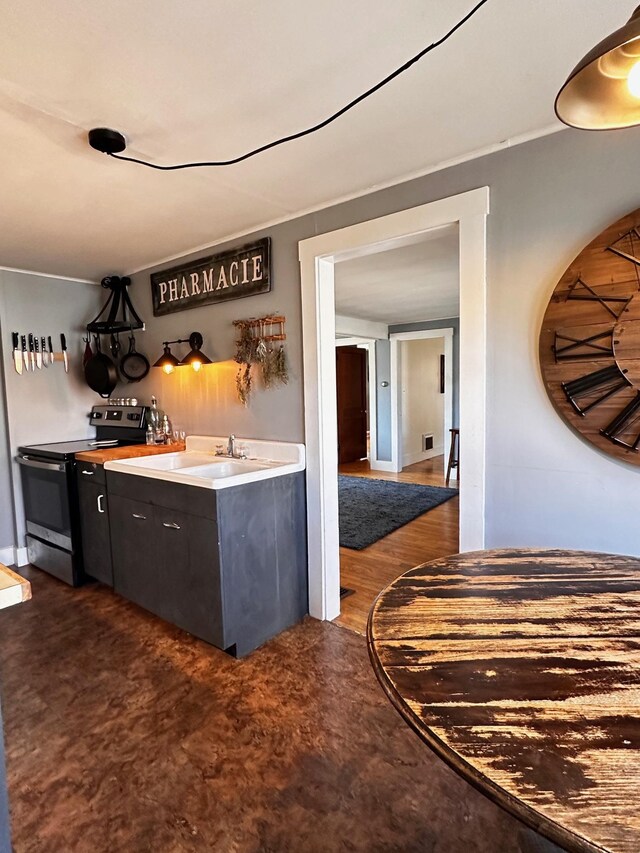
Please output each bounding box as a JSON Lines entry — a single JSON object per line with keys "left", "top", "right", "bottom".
{"left": 540, "top": 208, "right": 640, "bottom": 465}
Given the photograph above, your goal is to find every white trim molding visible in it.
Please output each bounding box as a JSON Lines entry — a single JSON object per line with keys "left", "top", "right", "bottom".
{"left": 390, "top": 327, "right": 454, "bottom": 477}
{"left": 335, "top": 314, "right": 389, "bottom": 340}
{"left": 300, "top": 187, "right": 489, "bottom": 620}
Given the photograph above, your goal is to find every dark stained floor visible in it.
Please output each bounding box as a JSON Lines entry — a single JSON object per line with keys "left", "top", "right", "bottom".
{"left": 0, "top": 567, "right": 564, "bottom": 853}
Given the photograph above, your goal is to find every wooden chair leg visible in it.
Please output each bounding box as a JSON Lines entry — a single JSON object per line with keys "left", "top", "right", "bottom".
{"left": 446, "top": 429, "right": 459, "bottom": 487}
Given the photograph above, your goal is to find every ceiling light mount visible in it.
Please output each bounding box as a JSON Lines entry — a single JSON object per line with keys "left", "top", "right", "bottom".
{"left": 83, "top": 2, "right": 489, "bottom": 171}
{"left": 556, "top": 5, "right": 640, "bottom": 130}
{"left": 88, "top": 128, "right": 127, "bottom": 155}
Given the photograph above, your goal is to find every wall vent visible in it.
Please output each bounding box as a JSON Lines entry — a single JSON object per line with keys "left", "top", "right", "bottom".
{"left": 422, "top": 434, "right": 434, "bottom": 452}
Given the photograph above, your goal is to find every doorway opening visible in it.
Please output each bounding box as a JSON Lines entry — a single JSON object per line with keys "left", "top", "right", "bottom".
{"left": 332, "top": 237, "right": 459, "bottom": 632}
{"left": 299, "top": 188, "right": 489, "bottom": 623}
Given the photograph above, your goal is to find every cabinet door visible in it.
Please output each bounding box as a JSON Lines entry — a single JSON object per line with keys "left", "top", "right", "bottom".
{"left": 155, "top": 506, "right": 224, "bottom": 648}
{"left": 77, "top": 477, "right": 113, "bottom": 585}
{"left": 109, "top": 495, "right": 164, "bottom": 615}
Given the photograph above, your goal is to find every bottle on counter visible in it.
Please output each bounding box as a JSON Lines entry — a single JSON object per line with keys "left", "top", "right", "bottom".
{"left": 162, "top": 414, "right": 173, "bottom": 444}
{"left": 147, "top": 396, "right": 167, "bottom": 443}
{"left": 147, "top": 396, "right": 162, "bottom": 430}
{"left": 145, "top": 424, "right": 155, "bottom": 445}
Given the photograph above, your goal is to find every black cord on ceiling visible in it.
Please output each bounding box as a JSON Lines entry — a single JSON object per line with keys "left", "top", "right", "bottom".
{"left": 108, "top": 0, "right": 490, "bottom": 171}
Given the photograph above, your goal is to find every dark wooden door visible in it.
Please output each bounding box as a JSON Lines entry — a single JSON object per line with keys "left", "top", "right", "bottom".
{"left": 77, "top": 477, "right": 113, "bottom": 586}
{"left": 336, "top": 345, "right": 368, "bottom": 464}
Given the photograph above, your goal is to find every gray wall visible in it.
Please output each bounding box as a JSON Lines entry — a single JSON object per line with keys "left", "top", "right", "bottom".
{"left": 123, "top": 125, "right": 640, "bottom": 557}
{"left": 113, "top": 215, "right": 317, "bottom": 442}
{"left": 0, "top": 271, "right": 102, "bottom": 550}
{"left": 0, "top": 341, "right": 12, "bottom": 554}
{"left": 3, "top": 125, "right": 640, "bottom": 558}
{"left": 389, "top": 317, "right": 460, "bottom": 427}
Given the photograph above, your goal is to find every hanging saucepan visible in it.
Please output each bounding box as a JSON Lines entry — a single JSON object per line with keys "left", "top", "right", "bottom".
{"left": 84, "top": 335, "right": 119, "bottom": 398}
{"left": 120, "top": 333, "right": 150, "bottom": 382}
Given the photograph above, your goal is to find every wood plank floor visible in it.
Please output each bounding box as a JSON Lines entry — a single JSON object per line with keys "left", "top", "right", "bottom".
{"left": 335, "top": 455, "right": 459, "bottom": 635}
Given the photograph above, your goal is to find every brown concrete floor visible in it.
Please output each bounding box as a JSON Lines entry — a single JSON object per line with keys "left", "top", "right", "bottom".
{"left": 0, "top": 567, "right": 564, "bottom": 853}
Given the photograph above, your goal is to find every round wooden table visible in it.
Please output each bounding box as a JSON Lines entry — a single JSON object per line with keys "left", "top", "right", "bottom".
{"left": 367, "top": 549, "right": 640, "bottom": 853}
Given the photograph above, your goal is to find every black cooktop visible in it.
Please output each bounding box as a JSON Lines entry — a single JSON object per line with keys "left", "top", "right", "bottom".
{"left": 18, "top": 439, "right": 134, "bottom": 462}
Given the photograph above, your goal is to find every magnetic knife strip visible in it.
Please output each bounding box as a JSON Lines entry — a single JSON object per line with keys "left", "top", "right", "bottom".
{"left": 9, "top": 333, "right": 69, "bottom": 374}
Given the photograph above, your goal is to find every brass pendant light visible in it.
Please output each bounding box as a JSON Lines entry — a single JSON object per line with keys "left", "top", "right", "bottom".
{"left": 556, "top": 5, "right": 640, "bottom": 130}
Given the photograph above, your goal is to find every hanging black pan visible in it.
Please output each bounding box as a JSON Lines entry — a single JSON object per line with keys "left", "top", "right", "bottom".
{"left": 120, "top": 332, "right": 150, "bottom": 382}
{"left": 84, "top": 335, "right": 119, "bottom": 398}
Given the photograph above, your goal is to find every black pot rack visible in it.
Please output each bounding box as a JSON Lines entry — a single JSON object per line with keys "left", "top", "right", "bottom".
{"left": 86, "top": 276, "right": 145, "bottom": 335}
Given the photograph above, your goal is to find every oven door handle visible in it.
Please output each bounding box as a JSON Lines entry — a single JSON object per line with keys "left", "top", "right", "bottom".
{"left": 17, "top": 455, "right": 66, "bottom": 473}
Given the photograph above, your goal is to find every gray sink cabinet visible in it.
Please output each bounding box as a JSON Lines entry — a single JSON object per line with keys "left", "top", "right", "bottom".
{"left": 106, "top": 470, "right": 308, "bottom": 657}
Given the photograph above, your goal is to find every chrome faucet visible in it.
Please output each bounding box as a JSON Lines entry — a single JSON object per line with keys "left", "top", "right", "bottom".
{"left": 216, "top": 435, "right": 247, "bottom": 459}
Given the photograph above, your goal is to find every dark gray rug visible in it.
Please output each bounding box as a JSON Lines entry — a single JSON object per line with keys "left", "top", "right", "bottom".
{"left": 338, "top": 475, "right": 458, "bottom": 550}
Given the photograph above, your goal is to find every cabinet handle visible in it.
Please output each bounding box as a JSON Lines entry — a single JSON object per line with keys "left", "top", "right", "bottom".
{"left": 81, "top": 470, "right": 95, "bottom": 476}
{"left": 97, "top": 494, "right": 105, "bottom": 514}
{"left": 162, "top": 522, "right": 181, "bottom": 530}
{"left": 132, "top": 513, "right": 146, "bottom": 520}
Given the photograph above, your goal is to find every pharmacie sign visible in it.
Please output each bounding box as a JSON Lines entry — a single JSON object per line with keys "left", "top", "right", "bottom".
{"left": 150, "top": 238, "right": 271, "bottom": 316}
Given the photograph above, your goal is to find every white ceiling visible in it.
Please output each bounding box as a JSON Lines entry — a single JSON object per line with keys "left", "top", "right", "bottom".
{"left": 334, "top": 225, "right": 459, "bottom": 324}
{"left": 0, "top": 0, "right": 632, "bottom": 280}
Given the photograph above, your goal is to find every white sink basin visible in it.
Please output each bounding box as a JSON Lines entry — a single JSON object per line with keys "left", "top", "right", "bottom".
{"left": 122, "top": 451, "right": 218, "bottom": 471}
{"left": 104, "top": 437, "right": 305, "bottom": 490}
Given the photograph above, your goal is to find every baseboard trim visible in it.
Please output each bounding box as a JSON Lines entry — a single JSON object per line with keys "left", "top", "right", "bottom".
{"left": 0, "top": 547, "right": 14, "bottom": 567}
{"left": 402, "top": 446, "right": 444, "bottom": 468}
{"left": 14, "top": 547, "right": 29, "bottom": 568}
{"left": 369, "top": 460, "right": 397, "bottom": 473}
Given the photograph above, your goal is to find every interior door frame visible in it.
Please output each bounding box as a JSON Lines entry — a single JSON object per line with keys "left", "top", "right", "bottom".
{"left": 335, "top": 338, "right": 378, "bottom": 469}
{"left": 299, "top": 187, "right": 489, "bottom": 621}
{"left": 390, "top": 328, "right": 454, "bottom": 474}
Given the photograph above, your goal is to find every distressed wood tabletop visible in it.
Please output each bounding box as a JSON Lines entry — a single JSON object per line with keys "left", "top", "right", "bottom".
{"left": 367, "top": 549, "right": 640, "bottom": 853}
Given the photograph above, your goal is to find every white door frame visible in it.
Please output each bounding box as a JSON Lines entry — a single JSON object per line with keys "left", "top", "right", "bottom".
{"left": 335, "top": 338, "right": 379, "bottom": 469}
{"left": 299, "top": 187, "right": 489, "bottom": 621}
{"left": 390, "top": 328, "right": 454, "bottom": 474}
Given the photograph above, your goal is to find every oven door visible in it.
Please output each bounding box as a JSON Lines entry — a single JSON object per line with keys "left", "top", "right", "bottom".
{"left": 17, "top": 454, "right": 73, "bottom": 550}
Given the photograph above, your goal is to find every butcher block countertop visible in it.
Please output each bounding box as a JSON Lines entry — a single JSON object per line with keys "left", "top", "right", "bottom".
{"left": 0, "top": 564, "right": 31, "bottom": 611}
{"left": 75, "top": 441, "right": 185, "bottom": 465}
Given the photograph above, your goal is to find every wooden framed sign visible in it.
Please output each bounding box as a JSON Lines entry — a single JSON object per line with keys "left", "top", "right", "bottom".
{"left": 151, "top": 237, "right": 271, "bottom": 316}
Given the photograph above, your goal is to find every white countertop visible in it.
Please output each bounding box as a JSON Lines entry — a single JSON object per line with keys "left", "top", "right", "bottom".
{"left": 104, "top": 436, "right": 305, "bottom": 490}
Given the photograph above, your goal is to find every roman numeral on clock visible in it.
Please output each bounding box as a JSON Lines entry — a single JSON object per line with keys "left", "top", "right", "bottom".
{"left": 566, "top": 278, "right": 629, "bottom": 319}
{"left": 607, "top": 227, "right": 640, "bottom": 267}
{"left": 562, "top": 364, "right": 629, "bottom": 416}
{"left": 553, "top": 329, "right": 614, "bottom": 362}
{"left": 601, "top": 392, "right": 640, "bottom": 451}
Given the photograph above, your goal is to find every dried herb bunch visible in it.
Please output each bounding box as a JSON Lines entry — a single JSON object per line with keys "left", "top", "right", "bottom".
{"left": 232, "top": 316, "right": 289, "bottom": 405}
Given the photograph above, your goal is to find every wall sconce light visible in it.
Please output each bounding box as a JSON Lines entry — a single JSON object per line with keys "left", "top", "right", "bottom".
{"left": 556, "top": 6, "right": 640, "bottom": 129}
{"left": 153, "top": 332, "right": 212, "bottom": 374}
{"left": 153, "top": 343, "right": 181, "bottom": 375}
{"left": 179, "top": 332, "right": 212, "bottom": 372}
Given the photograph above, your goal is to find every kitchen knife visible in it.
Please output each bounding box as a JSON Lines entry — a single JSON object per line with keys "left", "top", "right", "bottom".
{"left": 48, "top": 336, "right": 54, "bottom": 366}
{"left": 34, "top": 336, "right": 42, "bottom": 369}
{"left": 60, "top": 333, "right": 68, "bottom": 373}
{"left": 21, "top": 335, "right": 29, "bottom": 371}
{"left": 11, "top": 333, "right": 22, "bottom": 375}
{"left": 28, "top": 334, "right": 35, "bottom": 371}
{"left": 41, "top": 336, "right": 48, "bottom": 367}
